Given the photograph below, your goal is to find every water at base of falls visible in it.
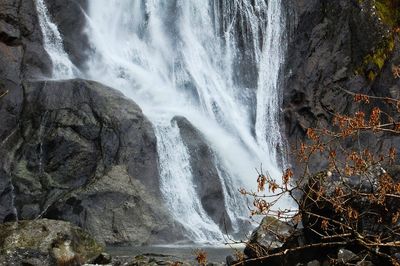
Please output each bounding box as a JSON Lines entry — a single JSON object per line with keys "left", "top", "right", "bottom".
{"left": 35, "top": 0, "right": 291, "bottom": 244}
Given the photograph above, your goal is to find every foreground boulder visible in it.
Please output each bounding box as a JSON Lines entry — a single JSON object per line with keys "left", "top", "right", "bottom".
{"left": 0, "top": 219, "right": 103, "bottom": 266}
{"left": 244, "top": 216, "right": 293, "bottom": 259}
{"left": 0, "top": 79, "right": 183, "bottom": 245}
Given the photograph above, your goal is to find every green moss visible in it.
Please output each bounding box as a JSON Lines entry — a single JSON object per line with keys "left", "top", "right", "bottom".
{"left": 355, "top": 0, "right": 399, "bottom": 81}
{"left": 375, "top": 1, "right": 400, "bottom": 28}
{"left": 355, "top": 36, "right": 394, "bottom": 81}
{"left": 71, "top": 229, "right": 104, "bottom": 261}
{"left": 358, "top": 0, "right": 400, "bottom": 28}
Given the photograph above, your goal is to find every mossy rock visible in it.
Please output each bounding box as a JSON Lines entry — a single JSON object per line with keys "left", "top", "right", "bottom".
{"left": 0, "top": 219, "right": 103, "bottom": 263}
{"left": 355, "top": 0, "right": 399, "bottom": 81}
{"left": 358, "top": 0, "right": 400, "bottom": 28}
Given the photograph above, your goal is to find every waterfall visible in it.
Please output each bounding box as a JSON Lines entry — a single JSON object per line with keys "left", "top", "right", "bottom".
{"left": 35, "top": 0, "right": 78, "bottom": 79}
{"left": 255, "top": 1, "right": 286, "bottom": 164}
{"left": 36, "top": 0, "right": 289, "bottom": 243}
{"left": 155, "top": 120, "right": 224, "bottom": 241}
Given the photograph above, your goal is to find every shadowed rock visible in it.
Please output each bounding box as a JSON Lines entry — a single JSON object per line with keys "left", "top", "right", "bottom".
{"left": 1, "top": 79, "right": 184, "bottom": 245}
{"left": 173, "top": 116, "right": 233, "bottom": 231}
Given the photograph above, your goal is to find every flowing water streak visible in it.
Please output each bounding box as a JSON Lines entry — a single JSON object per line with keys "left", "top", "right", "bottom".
{"left": 83, "top": 0, "right": 289, "bottom": 243}
{"left": 155, "top": 120, "right": 224, "bottom": 241}
{"left": 255, "top": 1, "right": 286, "bottom": 163}
{"left": 35, "top": 0, "right": 77, "bottom": 79}
{"left": 38, "top": 110, "right": 49, "bottom": 176}
{"left": 34, "top": 0, "right": 291, "bottom": 243}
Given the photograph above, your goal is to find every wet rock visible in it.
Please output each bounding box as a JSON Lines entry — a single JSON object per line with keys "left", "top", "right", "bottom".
{"left": 0, "top": 79, "right": 183, "bottom": 245}
{"left": 0, "top": 0, "right": 53, "bottom": 223}
{"left": 226, "top": 255, "right": 235, "bottom": 265}
{"left": 0, "top": 248, "right": 54, "bottom": 266}
{"left": 0, "top": 219, "right": 103, "bottom": 266}
{"left": 283, "top": 0, "right": 400, "bottom": 171}
{"left": 244, "top": 216, "right": 293, "bottom": 258}
{"left": 44, "top": 0, "right": 89, "bottom": 68}
{"left": 0, "top": 0, "right": 51, "bottom": 140}
{"left": 91, "top": 252, "right": 112, "bottom": 265}
{"left": 174, "top": 116, "right": 232, "bottom": 230}
{"left": 337, "top": 248, "right": 358, "bottom": 264}
{"left": 307, "top": 261, "right": 320, "bottom": 266}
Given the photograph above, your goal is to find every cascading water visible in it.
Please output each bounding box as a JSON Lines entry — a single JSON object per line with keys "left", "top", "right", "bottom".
{"left": 155, "top": 120, "right": 224, "bottom": 241}
{"left": 255, "top": 1, "right": 286, "bottom": 164}
{"left": 35, "top": 0, "right": 78, "bottom": 79}
{"left": 36, "top": 0, "right": 290, "bottom": 244}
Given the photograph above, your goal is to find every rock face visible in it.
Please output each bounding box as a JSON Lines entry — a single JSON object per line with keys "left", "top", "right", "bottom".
{"left": 283, "top": 0, "right": 400, "bottom": 170}
{"left": 0, "top": 219, "right": 103, "bottom": 266}
{"left": 244, "top": 216, "right": 293, "bottom": 259}
{"left": 44, "top": 0, "right": 89, "bottom": 68}
{"left": 174, "top": 116, "right": 232, "bottom": 230}
{"left": 0, "top": 79, "right": 182, "bottom": 245}
{"left": 0, "top": 0, "right": 52, "bottom": 142}
{"left": 0, "top": 0, "right": 52, "bottom": 226}
{"left": 0, "top": 0, "right": 185, "bottom": 246}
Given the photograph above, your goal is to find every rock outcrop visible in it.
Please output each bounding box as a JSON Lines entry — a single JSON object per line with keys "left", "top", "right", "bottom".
{"left": 0, "top": 0, "right": 52, "bottom": 142}
{"left": 44, "top": 0, "right": 89, "bottom": 68}
{"left": 0, "top": 0, "right": 52, "bottom": 226}
{"left": 0, "top": 0, "right": 185, "bottom": 246}
{"left": 174, "top": 116, "right": 232, "bottom": 230}
{"left": 0, "top": 219, "right": 103, "bottom": 266}
{"left": 0, "top": 79, "right": 182, "bottom": 245}
{"left": 283, "top": 0, "right": 400, "bottom": 170}
{"left": 244, "top": 216, "right": 293, "bottom": 259}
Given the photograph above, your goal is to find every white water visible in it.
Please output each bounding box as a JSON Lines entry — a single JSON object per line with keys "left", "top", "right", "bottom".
{"left": 255, "top": 1, "right": 286, "bottom": 164}
{"left": 155, "top": 120, "right": 224, "bottom": 241}
{"left": 36, "top": 0, "right": 289, "bottom": 244}
{"left": 35, "top": 0, "right": 78, "bottom": 79}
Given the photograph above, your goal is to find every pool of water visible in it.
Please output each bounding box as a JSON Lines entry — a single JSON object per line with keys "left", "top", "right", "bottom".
{"left": 106, "top": 245, "right": 244, "bottom": 264}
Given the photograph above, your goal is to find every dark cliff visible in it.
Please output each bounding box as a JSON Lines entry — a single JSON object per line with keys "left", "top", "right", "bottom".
{"left": 283, "top": 0, "right": 400, "bottom": 170}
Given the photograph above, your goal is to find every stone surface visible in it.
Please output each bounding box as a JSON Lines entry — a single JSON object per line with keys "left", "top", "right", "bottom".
{"left": 0, "top": 0, "right": 52, "bottom": 142}
{"left": 0, "top": 0, "right": 53, "bottom": 227}
{"left": 244, "top": 216, "right": 293, "bottom": 258}
{"left": 0, "top": 219, "right": 103, "bottom": 266}
{"left": 91, "top": 252, "right": 112, "bottom": 265}
{"left": 0, "top": 79, "right": 183, "bottom": 245}
{"left": 174, "top": 116, "right": 232, "bottom": 230}
{"left": 0, "top": 0, "right": 187, "bottom": 246}
{"left": 337, "top": 248, "right": 358, "bottom": 264}
{"left": 44, "top": 0, "right": 89, "bottom": 68}
{"left": 307, "top": 261, "right": 320, "bottom": 266}
{"left": 283, "top": 0, "right": 400, "bottom": 171}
